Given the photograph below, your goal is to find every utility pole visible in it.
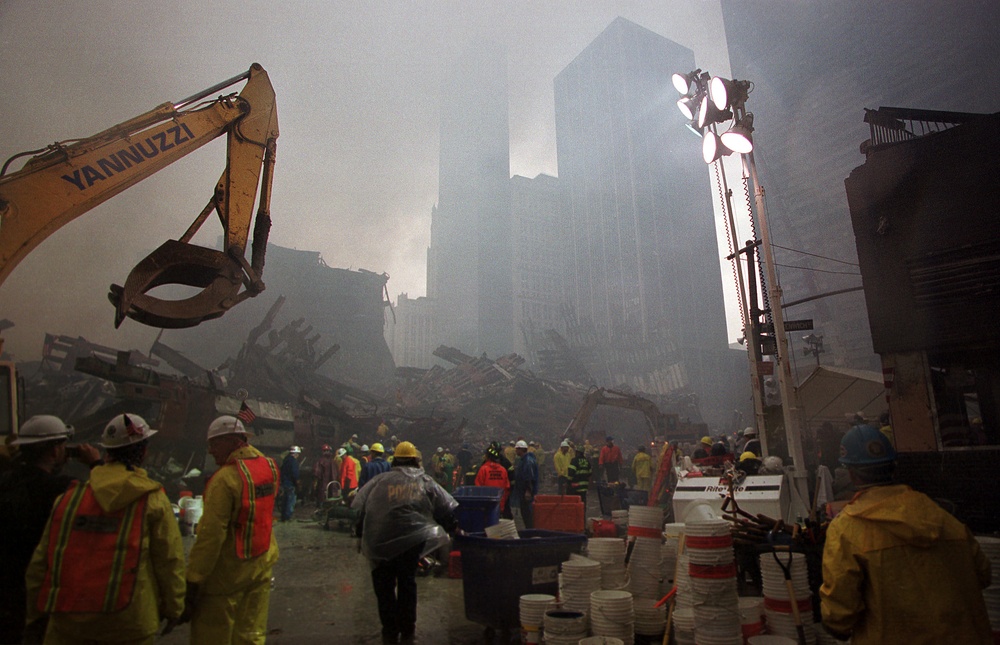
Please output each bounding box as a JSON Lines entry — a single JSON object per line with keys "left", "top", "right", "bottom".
{"left": 727, "top": 238, "right": 767, "bottom": 455}
{"left": 745, "top": 151, "right": 809, "bottom": 516}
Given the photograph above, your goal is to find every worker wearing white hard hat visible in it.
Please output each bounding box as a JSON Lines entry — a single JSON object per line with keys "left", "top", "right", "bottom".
{"left": 25, "top": 414, "right": 185, "bottom": 643}
{"left": 742, "top": 427, "right": 762, "bottom": 458}
{"left": 553, "top": 439, "right": 574, "bottom": 495}
{"left": 181, "top": 415, "right": 279, "bottom": 643}
{"left": 1, "top": 416, "right": 101, "bottom": 644}
{"left": 278, "top": 445, "right": 303, "bottom": 522}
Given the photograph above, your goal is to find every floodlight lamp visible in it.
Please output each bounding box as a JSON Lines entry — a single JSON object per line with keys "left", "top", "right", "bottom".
{"left": 671, "top": 69, "right": 702, "bottom": 96}
{"left": 720, "top": 113, "right": 755, "bottom": 153}
{"left": 702, "top": 131, "right": 733, "bottom": 164}
{"left": 676, "top": 96, "right": 697, "bottom": 120}
{"left": 710, "top": 76, "right": 751, "bottom": 111}
{"left": 697, "top": 94, "right": 733, "bottom": 129}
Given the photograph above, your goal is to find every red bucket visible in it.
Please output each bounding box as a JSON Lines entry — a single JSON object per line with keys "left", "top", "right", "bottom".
{"left": 591, "top": 519, "right": 617, "bottom": 537}
{"left": 448, "top": 550, "right": 462, "bottom": 579}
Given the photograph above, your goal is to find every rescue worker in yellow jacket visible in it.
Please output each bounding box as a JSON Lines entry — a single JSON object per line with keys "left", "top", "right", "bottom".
{"left": 25, "top": 413, "right": 185, "bottom": 644}
{"left": 182, "top": 415, "right": 279, "bottom": 645}
{"left": 820, "top": 424, "right": 992, "bottom": 644}
{"left": 631, "top": 445, "right": 652, "bottom": 491}
{"left": 552, "top": 440, "right": 574, "bottom": 495}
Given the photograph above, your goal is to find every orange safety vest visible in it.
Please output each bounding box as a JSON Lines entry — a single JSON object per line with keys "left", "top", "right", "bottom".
{"left": 340, "top": 457, "right": 359, "bottom": 491}
{"left": 38, "top": 483, "right": 147, "bottom": 614}
{"left": 234, "top": 455, "right": 279, "bottom": 559}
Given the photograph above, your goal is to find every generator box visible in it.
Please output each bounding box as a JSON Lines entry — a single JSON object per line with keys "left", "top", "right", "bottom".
{"left": 671, "top": 474, "right": 789, "bottom": 523}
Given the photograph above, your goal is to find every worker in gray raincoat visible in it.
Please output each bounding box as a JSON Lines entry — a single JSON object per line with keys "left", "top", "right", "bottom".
{"left": 353, "top": 440, "right": 459, "bottom": 644}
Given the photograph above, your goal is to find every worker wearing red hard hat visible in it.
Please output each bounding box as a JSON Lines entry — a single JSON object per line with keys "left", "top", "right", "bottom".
{"left": 820, "top": 424, "right": 991, "bottom": 644}
{"left": 181, "top": 415, "right": 279, "bottom": 644}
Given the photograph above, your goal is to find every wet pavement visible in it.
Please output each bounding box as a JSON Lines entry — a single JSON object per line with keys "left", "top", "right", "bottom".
{"left": 160, "top": 479, "right": 608, "bottom": 644}
{"left": 160, "top": 508, "right": 492, "bottom": 644}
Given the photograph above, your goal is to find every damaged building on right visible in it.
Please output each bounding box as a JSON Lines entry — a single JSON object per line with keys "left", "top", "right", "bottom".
{"left": 845, "top": 108, "right": 1000, "bottom": 533}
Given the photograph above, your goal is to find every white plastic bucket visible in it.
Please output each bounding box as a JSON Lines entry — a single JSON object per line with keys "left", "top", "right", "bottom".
{"left": 544, "top": 610, "right": 588, "bottom": 635}
{"left": 179, "top": 496, "right": 203, "bottom": 535}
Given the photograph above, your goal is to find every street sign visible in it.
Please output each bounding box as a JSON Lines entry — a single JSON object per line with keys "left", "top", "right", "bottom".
{"left": 759, "top": 319, "right": 814, "bottom": 334}
{"left": 760, "top": 338, "right": 778, "bottom": 356}
{"left": 757, "top": 361, "right": 774, "bottom": 375}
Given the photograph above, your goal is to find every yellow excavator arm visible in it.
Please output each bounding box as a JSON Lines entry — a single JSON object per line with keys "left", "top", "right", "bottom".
{"left": 562, "top": 387, "right": 677, "bottom": 443}
{"left": 0, "top": 63, "right": 278, "bottom": 328}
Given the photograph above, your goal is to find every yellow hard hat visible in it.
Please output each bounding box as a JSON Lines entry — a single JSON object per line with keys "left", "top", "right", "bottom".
{"left": 740, "top": 451, "right": 759, "bottom": 462}
{"left": 700, "top": 436, "right": 713, "bottom": 446}
{"left": 394, "top": 441, "right": 418, "bottom": 459}
{"left": 370, "top": 442, "right": 385, "bottom": 453}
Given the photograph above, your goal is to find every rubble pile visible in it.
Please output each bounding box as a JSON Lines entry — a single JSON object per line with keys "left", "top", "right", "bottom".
{"left": 16, "top": 315, "right": 701, "bottom": 463}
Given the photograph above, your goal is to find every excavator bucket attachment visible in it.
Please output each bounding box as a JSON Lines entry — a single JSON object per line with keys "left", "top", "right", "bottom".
{"left": 109, "top": 240, "right": 259, "bottom": 329}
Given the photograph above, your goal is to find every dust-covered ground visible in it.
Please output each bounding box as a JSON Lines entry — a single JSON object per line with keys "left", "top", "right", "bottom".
{"left": 159, "top": 510, "right": 490, "bottom": 644}
{"left": 159, "top": 474, "right": 616, "bottom": 644}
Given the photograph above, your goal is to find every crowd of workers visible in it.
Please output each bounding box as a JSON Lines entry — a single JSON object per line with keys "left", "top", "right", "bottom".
{"left": 0, "top": 413, "right": 280, "bottom": 645}
{"left": 0, "top": 411, "right": 994, "bottom": 645}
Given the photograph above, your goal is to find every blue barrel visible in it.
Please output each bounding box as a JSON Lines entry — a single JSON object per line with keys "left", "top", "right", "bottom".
{"left": 452, "top": 485, "right": 504, "bottom": 533}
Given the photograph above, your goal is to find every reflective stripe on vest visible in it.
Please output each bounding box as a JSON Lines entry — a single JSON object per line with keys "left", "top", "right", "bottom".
{"left": 234, "top": 455, "right": 278, "bottom": 559}
{"left": 39, "top": 483, "right": 147, "bottom": 614}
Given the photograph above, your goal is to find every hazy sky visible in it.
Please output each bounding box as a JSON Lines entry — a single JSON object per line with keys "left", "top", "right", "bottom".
{"left": 0, "top": 1, "right": 735, "bottom": 361}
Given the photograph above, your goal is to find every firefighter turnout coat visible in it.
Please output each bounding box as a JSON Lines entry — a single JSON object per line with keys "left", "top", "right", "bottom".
{"left": 25, "top": 462, "right": 185, "bottom": 642}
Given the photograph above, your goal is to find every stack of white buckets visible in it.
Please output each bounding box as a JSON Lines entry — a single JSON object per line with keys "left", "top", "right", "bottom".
{"left": 518, "top": 593, "right": 555, "bottom": 644}
{"left": 626, "top": 505, "right": 667, "bottom": 639}
{"left": 685, "top": 518, "right": 743, "bottom": 645}
{"left": 559, "top": 556, "right": 603, "bottom": 616}
{"left": 760, "top": 552, "right": 818, "bottom": 644}
{"left": 587, "top": 538, "right": 627, "bottom": 589}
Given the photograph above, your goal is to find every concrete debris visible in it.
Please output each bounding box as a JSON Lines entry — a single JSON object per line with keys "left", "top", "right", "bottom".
{"left": 18, "top": 324, "right": 703, "bottom": 473}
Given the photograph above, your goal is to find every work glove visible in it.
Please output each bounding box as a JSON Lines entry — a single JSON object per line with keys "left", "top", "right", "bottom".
{"left": 176, "top": 582, "right": 200, "bottom": 625}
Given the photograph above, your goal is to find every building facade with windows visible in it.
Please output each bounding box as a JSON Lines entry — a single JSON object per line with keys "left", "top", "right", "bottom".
{"left": 553, "top": 18, "right": 735, "bottom": 417}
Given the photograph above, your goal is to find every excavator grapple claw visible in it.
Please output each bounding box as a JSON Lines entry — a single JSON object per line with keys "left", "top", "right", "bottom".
{"left": 109, "top": 239, "right": 256, "bottom": 329}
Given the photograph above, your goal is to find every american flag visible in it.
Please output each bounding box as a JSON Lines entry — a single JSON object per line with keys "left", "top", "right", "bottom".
{"left": 237, "top": 401, "right": 257, "bottom": 425}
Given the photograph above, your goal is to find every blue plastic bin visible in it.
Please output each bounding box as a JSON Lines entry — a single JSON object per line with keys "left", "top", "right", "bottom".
{"left": 455, "top": 529, "right": 587, "bottom": 629}
{"left": 452, "top": 486, "right": 504, "bottom": 533}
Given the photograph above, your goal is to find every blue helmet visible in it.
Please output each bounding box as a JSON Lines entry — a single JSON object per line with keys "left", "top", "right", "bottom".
{"left": 839, "top": 424, "right": 895, "bottom": 466}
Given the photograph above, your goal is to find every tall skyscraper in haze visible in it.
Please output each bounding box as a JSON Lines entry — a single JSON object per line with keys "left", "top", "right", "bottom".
{"left": 554, "top": 18, "right": 731, "bottom": 409}
{"left": 427, "top": 45, "right": 513, "bottom": 357}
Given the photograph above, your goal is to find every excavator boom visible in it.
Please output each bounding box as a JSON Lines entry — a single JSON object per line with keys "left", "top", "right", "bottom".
{"left": 0, "top": 63, "right": 278, "bottom": 328}
{"left": 562, "top": 387, "right": 679, "bottom": 443}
